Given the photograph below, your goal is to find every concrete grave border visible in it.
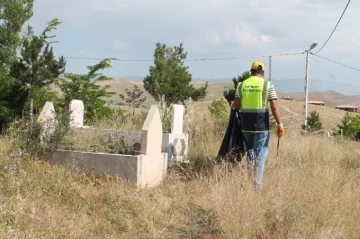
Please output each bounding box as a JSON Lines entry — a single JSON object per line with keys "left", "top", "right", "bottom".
{"left": 41, "top": 104, "right": 168, "bottom": 188}
{"left": 67, "top": 101, "right": 189, "bottom": 166}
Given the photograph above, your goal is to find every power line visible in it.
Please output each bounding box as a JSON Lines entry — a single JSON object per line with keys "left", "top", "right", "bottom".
{"left": 268, "top": 55, "right": 272, "bottom": 81}
{"left": 52, "top": 51, "right": 360, "bottom": 72}
{"left": 311, "top": 53, "right": 360, "bottom": 72}
{"left": 57, "top": 52, "right": 304, "bottom": 62}
{"left": 59, "top": 56, "right": 152, "bottom": 61}
{"left": 185, "top": 52, "right": 304, "bottom": 61}
{"left": 193, "top": 52, "right": 305, "bottom": 61}
{"left": 313, "top": 0, "right": 351, "bottom": 54}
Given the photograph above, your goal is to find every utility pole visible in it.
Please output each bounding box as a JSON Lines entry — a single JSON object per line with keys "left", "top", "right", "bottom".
{"left": 302, "top": 51, "right": 310, "bottom": 133}
{"left": 302, "top": 42, "right": 317, "bottom": 134}
{"left": 268, "top": 55, "right": 272, "bottom": 82}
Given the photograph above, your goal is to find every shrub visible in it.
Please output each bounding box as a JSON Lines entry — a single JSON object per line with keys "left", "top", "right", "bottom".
{"left": 307, "top": 110, "right": 323, "bottom": 132}
{"left": 332, "top": 113, "right": 360, "bottom": 140}
{"left": 157, "top": 95, "right": 172, "bottom": 132}
{"left": 208, "top": 98, "right": 228, "bottom": 129}
{"left": 223, "top": 71, "right": 251, "bottom": 104}
{"left": 6, "top": 108, "right": 71, "bottom": 158}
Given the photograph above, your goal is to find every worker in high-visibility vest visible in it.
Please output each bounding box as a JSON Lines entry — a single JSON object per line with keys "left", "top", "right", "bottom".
{"left": 231, "top": 61, "right": 284, "bottom": 190}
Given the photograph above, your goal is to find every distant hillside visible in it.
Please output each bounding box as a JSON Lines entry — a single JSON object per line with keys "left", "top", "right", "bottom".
{"left": 275, "top": 99, "right": 355, "bottom": 132}
{"left": 189, "top": 97, "right": 354, "bottom": 132}
{"left": 270, "top": 79, "right": 360, "bottom": 96}
{"left": 48, "top": 78, "right": 358, "bottom": 132}
{"left": 193, "top": 78, "right": 360, "bottom": 96}
{"left": 116, "top": 76, "right": 144, "bottom": 81}
{"left": 96, "top": 78, "right": 230, "bottom": 106}
{"left": 280, "top": 90, "right": 360, "bottom": 107}
{"left": 49, "top": 77, "right": 360, "bottom": 109}
{"left": 98, "top": 78, "right": 359, "bottom": 107}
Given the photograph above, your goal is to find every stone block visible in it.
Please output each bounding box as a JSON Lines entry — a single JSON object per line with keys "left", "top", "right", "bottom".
{"left": 162, "top": 133, "right": 189, "bottom": 166}
{"left": 75, "top": 127, "right": 143, "bottom": 153}
{"left": 119, "top": 130, "right": 142, "bottom": 153}
{"left": 44, "top": 150, "right": 139, "bottom": 182}
{"left": 42, "top": 149, "right": 168, "bottom": 189}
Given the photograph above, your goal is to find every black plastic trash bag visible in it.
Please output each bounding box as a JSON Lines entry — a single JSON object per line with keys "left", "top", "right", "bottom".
{"left": 217, "top": 109, "right": 246, "bottom": 164}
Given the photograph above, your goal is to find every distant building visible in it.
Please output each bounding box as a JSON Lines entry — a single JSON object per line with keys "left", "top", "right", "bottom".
{"left": 334, "top": 105, "right": 359, "bottom": 113}
{"left": 280, "top": 95, "right": 294, "bottom": 101}
{"left": 308, "top": 100, "right": 325, "bottom": 106}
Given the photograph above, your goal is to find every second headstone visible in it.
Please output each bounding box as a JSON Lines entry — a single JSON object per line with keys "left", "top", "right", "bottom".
{"left": 70, "top": 100, "right": 84, "bottom": 128}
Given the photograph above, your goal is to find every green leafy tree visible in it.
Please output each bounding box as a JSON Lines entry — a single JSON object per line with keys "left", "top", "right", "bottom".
{"left": 56, "top": 58, "right": 116, "bottom": 122}
{"left": 223, "top": 71, "right": 251, "bottom": 104}
{"left": 31, "top": 86, "right": 60, "bottom": 114}
{"left": 0, "top": 67, "right": 28, "bottom": 129}
{"left": 10, "top": 18, "right": 66, "bottom": 123}
{"left": 0, "top": 0, "right": 34, "bottom": 66}
{"left": 307, "top": 110, "right": 323, "bottom": 132}
{"left": 119, "top": 85, "right": 146, "bottom": 116}
{"left": 0, "top": 76, "right": 59, "bottom": 129}
{"left": 333, "top": 113, "right": 360, "bottom": 140}
{"left": 143, "top": 42, "right": 208, "bottom": 106}
{"left": 0, "top": 0, "right": 34, "bottom": 129}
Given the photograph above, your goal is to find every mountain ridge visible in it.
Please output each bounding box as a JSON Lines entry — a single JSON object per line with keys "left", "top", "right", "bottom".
{"left": 97, "top": 78, "right": 360, "bottom": 108}
{"left": 114, "top": 76, "right": 360, "bottom": 96}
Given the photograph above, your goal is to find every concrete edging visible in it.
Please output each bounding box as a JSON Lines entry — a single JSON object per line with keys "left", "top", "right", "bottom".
{"left": 42, "top": 149, "right": 167, "bottom": 188}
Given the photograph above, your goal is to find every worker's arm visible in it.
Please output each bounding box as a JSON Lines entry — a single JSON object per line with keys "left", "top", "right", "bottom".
{"left": 231, "top": 82, "right": 242, "bottom": 110}
{"left": 269, "top": 99, "right": 282, "bottom": 125}
{"left": 231, "top": 98, "right": 240, "bottom": 110}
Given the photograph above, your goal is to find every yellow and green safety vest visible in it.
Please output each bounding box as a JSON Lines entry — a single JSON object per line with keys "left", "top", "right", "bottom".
{"left": 236, "top": 76, "right": 270, "bottom": 132}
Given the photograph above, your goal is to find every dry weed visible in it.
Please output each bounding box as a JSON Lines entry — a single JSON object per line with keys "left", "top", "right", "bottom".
{"left": 0, "top": 105, "right": 359, "bottom": 238}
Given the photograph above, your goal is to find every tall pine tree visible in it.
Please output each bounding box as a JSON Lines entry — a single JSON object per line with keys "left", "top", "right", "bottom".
{"left": 0, "top": 0, "right": 34, "bottom": 66}
{"left": 10, "top": 18, "right": 66, "bottom": 123}
{"left": 143, "top": 42, "right": 208, "bottom": 106}
{"left": 307, "top": 110, "right": 323, "bottom": 132}
{"left": 0, "top": 0, "right": 34, "bottom": 129}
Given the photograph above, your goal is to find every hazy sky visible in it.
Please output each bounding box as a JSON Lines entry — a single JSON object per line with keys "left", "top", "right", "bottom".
{"left": 30, "top": 0, "right": 360, "bottom": 87}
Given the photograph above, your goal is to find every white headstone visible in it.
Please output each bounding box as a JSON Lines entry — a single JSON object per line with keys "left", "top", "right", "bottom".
{"left": 141, "top": 105, "right": 163, "bottom": 155}
{"left": 37, "top": 101, "right": 56, "bottom": 141}
{"left": 139, "top": 105, "right": 167, "bottom": 188}
{"left": 171, "top": 104, "right": 184, "bottom": 134}
{"left": 70, "top": 100, "right": 84, "bottom": 128}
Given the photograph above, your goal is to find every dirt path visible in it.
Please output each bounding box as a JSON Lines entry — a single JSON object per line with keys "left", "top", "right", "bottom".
{"left": 282, "top": 107, "right": 301, "bottom": 119}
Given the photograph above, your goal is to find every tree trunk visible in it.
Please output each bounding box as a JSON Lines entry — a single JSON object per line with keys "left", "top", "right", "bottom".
{"left": 29, "top": 84, "right": 34, "bottom": 124}
{"left": 182, "top": 100, "right": 187, "bottom": 109}
{"left": 132, "top": 106, "right": 135, "bottom": 117}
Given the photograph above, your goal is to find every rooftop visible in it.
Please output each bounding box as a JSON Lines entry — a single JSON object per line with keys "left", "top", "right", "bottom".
{"left": 334, "top": 105, "right": 359, "bottom": 109}
{"left": 308, "top": 100, "right": 325, "bottom": 104}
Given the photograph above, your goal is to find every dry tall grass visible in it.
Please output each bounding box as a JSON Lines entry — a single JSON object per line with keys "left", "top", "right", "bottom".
{"left": 278, "top": 99, "right": 352, "bottom": 132}
{"left": 1, "top": 104, "right": 360, "bottom": 238}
